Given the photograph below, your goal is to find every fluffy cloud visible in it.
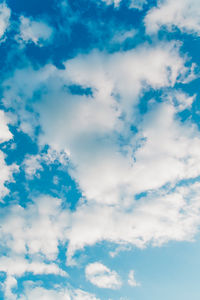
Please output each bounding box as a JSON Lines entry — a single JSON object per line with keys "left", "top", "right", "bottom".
{"left": 0, "top": 195, "right": 70, "bottom": 260}
{"left": 0, "top": 256, "right": 67, "bottom": 277}
{"left": 66, "top": 181, "right": 200, "bottom": 261}
{"left": 0, "top": 257, "right": 67, "bottom": 300}
{"left": 128, "top": 270, "right": 140, "bottom": 287}
{"left": 0, "top": 2, "right": 10, "bottom": 41}
{"left": 18, "top": 285, "right": 99, "bottom": 300}
{"left": 2, "top": 40, "right": 200, "bottom": 265}
{"left": 145, "top": 0, "right": 200, "bottom": 35}
{"left": 17, "top": 16, "right": 53, "bottom": 46}
{"left": 85, "top": 262, "right": 122, "bottom": 289}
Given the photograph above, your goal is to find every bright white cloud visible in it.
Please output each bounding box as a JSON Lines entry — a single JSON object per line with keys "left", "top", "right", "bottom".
{"left": 85, "top": 262, "right": 122, "bottom": 289}
{"left": 0, "top": 2, "right": 10, "bottom": 41}
{"left": 145, "top": 0, "right": 200, "bottom": 35}
{"left": 17, "top": 16, "right": 53, "bottom": 46}
{"left": 0, "top": 257, "right": 67, "bottom": 300}
{"left": 67, "top": 181, "right": 200, "bottom": 262}
{"left": 0, "top": 256, "right": 67, "bottom": 277}
{"left": 128, "top": 270, "right": 140, "bottom": 287}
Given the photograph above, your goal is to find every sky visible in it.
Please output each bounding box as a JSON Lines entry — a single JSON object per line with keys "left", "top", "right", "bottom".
{"left": 0, "top": 0, "right": 200, "bottom": 299}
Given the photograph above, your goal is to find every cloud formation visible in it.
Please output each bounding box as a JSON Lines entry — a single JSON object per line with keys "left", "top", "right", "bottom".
{"left": 0, "top": 2, "right": 10, "bottom": 41}
{"left": 17, "top": 16, "right": 53, "bottom": 46}
{"left": 145, "top": 0, "right": 200, "bottom": 35}
{"left": 85, "top": 262, "right": 122, "bottom": 289}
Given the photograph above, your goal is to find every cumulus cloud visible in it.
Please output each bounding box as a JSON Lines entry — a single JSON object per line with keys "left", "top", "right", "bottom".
{"left": 85, "top": 262, "right": 122, "bottom": 289}
{"left": 17, "top": 16, "right": 53, "bottom": 46}
{"left": 2, "top": 40, "right": 200, "bottom": 265}
{"left": 0, "top": 257, "right": 67, "bottom": 300}
{"left": 66, "top": 181, "right": 200, "bottom": 261}
{"left": 0, "top": 195, "right": 70, "bottom": 260}
{"left": 145, "top": 0, "right": 200, "bottom": 35}
{"left": 0, "top": 2, "right": 10, "bottom": 41}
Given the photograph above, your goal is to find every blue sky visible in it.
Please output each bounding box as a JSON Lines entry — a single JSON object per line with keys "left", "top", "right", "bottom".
{"left": 1, "top": 0, "right": 200, "bottom": 299}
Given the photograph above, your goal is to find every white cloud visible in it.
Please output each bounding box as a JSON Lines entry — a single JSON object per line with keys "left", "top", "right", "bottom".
{"left": 19, "top": 286, "right": 71, "bottom": 300}
{"left": 0, "top": 2, "right": 10, "bottom": 41}
{"left": 85, "top": 262, "right": 122, "bottom": 289}
{"left": 0, "top": 256, "right": 67, "bottom": 277}
{"left": 0, "top": 110, "right": 13, "bottom": 143}
{"left": 35, "top": 42, "right": 191, "bottom": 206}
{"left": 128, "top": 270, "right": 140, "bottom": 287}
{"left": 66, "top": 181, "right": 200, "bottom": 262}
{"left": 111, "top": 29, "right": 136, "bottom": 44}
{"left": 0, "top": 151, "right": 18, "bottom": 201}
{"left": 101, "top": 0, "right": 147, "bottom": 10}
{"left": 0, "top": 195, "right": 70, "bottom": 260}
{"left": 2, "top": 41, "right": 200, "bottom": 265}
{"left": 23, "top": 148, "right": 68, "bottom": 179}
{"left": 145, "top": 0, "right": 200, "bottom": 35}
{"left": 72, "top": 289, "right": 100, "bottom": 300}
{"left": 0, "top": 112, "right": 17, "bottom": 201}
{"left": 18, "top": 285, "right": 100, "bottom": 300}
{"left": 17, "top": 16, "right": 53, "bottom": 46}
{"left": 0, "top": 256, "right": 67, "bottom": 300}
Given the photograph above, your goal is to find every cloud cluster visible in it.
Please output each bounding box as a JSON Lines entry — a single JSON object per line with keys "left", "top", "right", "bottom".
{"left": 1, "top": 3, "right": 200, "bottom": 296}
{"left": 0, "top": 195, "right": 70, "bottom": 260}
{"left": 2, "top": 40, "right": 200, "bottom": 265}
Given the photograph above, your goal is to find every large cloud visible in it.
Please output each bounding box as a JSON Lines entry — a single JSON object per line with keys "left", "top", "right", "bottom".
{"left": 2, "top": 40, "right": 200, "bottom": 268}
{"left": 145, "top": 0, "right": 200, "bottom": 35}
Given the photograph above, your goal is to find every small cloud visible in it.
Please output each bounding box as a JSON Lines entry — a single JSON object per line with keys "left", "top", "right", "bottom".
{"left": 128, "top": 270, "right": 140, "bottom": 287}
{"left": 0, "top": 2, "right": 11, "bottom": 41}
{"left": 16, "top": 16, "right": 53, "bottom": 46}
{"left": 85, "top": 262, "right": 122, "bottom": 289}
